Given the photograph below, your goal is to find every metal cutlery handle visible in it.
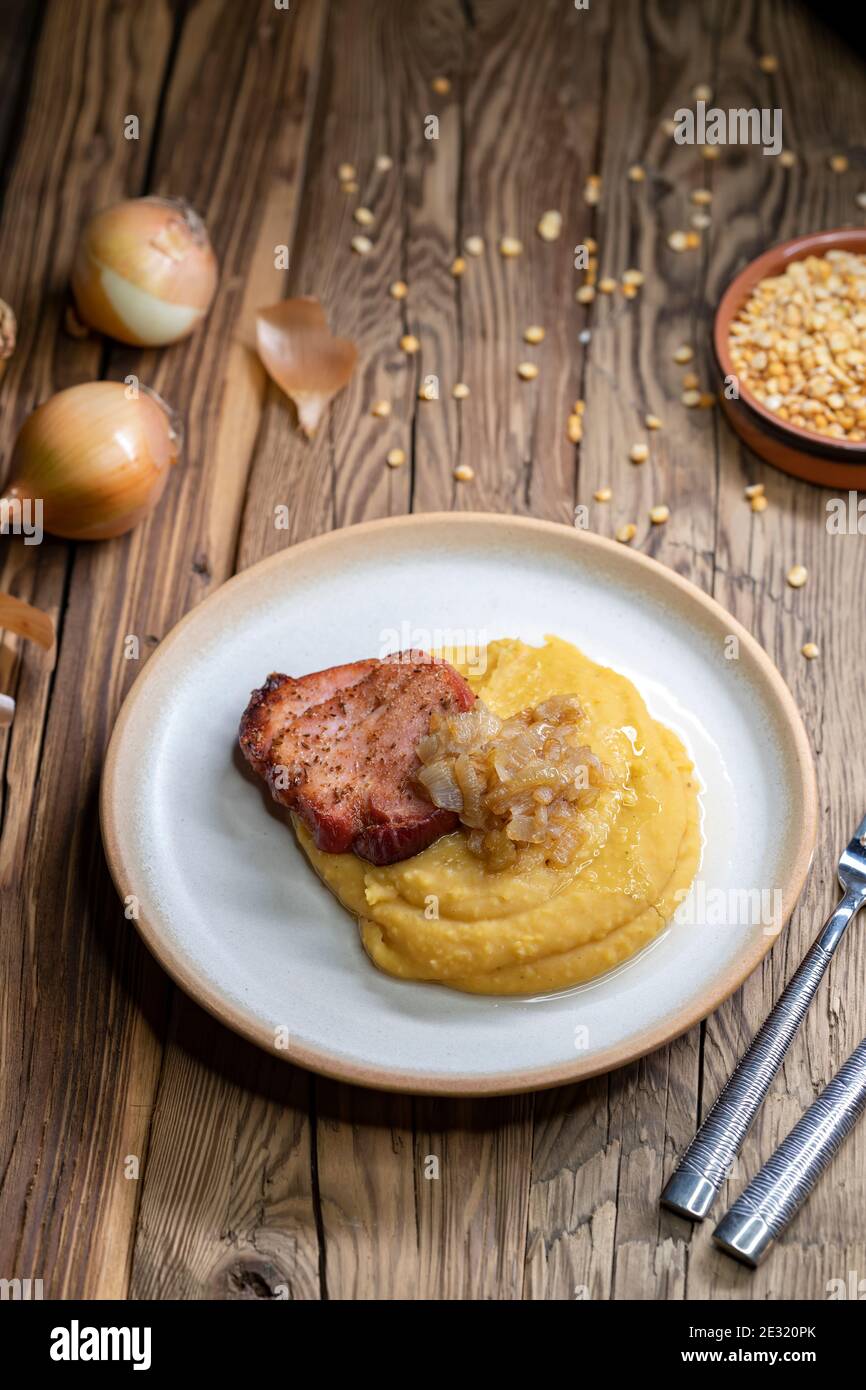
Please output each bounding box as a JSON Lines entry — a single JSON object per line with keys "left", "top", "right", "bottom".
{"left": 713, "top": 1036, "right": 866, "bottom": 1266}
{"left": 661, "top": 888, "right": 863, "bottom": 1221}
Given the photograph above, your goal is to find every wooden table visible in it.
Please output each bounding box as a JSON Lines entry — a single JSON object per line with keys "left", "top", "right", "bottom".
{"left": 2, "top": 0, "right": 865, "bottom": 1302}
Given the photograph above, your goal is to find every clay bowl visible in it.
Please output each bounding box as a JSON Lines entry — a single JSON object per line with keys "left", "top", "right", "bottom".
{"left": 713, "top": 227, "right": 866, "bottom": 487}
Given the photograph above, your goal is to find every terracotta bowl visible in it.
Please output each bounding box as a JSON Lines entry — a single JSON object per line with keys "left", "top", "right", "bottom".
{"left": 712, "top": 227, "right": 866, "bottom": 487}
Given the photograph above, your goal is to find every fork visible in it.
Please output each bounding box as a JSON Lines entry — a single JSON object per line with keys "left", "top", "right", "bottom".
{"left": 713, "top": 1034, "right": 866, "bottom": 1266}
{"left": 660, "top": 813, "right": 866, "bottom": 1222}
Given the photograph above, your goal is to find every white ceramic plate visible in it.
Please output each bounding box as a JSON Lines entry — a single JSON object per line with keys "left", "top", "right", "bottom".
{"left": 101, "top": 515, "right": 817, "bottom": 1094}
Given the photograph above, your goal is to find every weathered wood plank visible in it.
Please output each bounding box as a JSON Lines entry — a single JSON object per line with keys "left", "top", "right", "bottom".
{"left": 123, "top": 0, "right": 329, "bottom": 1299}
{"left": 686, "top": 0, "right": 866, "bottom": 1300}
{"left": 234, "top": 0, "right": 421, "bottom": 568}
{"left": 412, "top": 0, "right": 611, "bottom": 521}
{"left": 412, "top": 1093, "right": 535, "bottom": 1299}
{"left": 0, "top": 0, "right": 43, "bottom": 194}
{"left": 132, "top": 1006, "right": 322, "bottom": 1301}
{"left": 313, "top": 1083, "right": 418, "bottom": 1301}
{"left": 0, "top": 0, "right": 327, "bottom": 1300}
{"left": 0, "top": 0, "right": 171, "bottom": 879}
{"left": 524, "top": 0, "right": 724, "bottom": 1301}
{"left": 0, "top": 0, "right": 174, "bottom": 1300}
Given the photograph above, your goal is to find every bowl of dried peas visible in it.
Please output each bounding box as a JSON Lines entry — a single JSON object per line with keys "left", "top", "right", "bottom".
{"left": 713, "top": 228, "right": 866, "bottom": 486}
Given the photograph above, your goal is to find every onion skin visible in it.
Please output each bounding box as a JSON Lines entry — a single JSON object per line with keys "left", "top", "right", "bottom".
{"left": 3, "top": 381, "right": 180, "bottom": 540}
{"left": 0, "top": 298, "right": 16, "bottom": 360}
{"left": 70, "top": 197, "right": 218, "bottom": 347}
{"left": 256, "top": 297, "right": 358, "bottom": 436}
{"left": 0, "top": 593, "right": 54, "bottom": 648}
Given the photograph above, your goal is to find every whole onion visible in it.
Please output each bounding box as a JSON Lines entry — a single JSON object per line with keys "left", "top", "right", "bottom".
{"left": 1, "top": 381, "right": 181, "bottom": 540}
{"left": 70, "top": 196, "right": 218, "bottom": 347}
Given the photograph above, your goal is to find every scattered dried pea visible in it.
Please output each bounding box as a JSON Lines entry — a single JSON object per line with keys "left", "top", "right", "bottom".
{"left": 523, "top": 325, "right": 545, "bottom": 344}
{"left": 351, "top": 235, "right": 373, "bottom": 254}
{"left": 517, "top": 361, "right": 539, "bottom": 380}
{"left": 682, "top": 388, "right": 701, "bottom": 407}
{"left": 537, "top": 210, "right": 562, "bottom": 241}
{"left": 759, "top": 54, "right": 778, "bottom": 73}
{"left": 453, "top": 464, "right": 474, "bottom": 482}
{"left": 673, "top": 344, "right": 694, "bottom": 364}
{"left": 646, "top": 414, "right": 663, "bottom": 430}
{"left": 801, "top": 642, "right": 819, "bottom": 660}
{"left": 594, "top": 487, "right": 612, "bottom": 502}
{"left": 576, "top": 285, "right": 596, "bottom": 304}
{"left": 627, "top": 165, "right": 646, "bottom": 183}
{"left": 787, "top": 564, "right": 808, "bottom": 588}
{"left": 499, "top": 236, "right": 523, "bottom": 258}
{"left": 400, "top": 334, "right": 420, "bottom": 354}
{"left": 830, "top": 154, "right": 849, "bottom": 174}
{"left": 389, "top": 280, "right": 408, "bottom": 299}
{"left": 750, "top": 493, "right": 768, "bottom": 513}
{"left": 615, "top": 522, "right": 637, "bottom": 543}
{"left": 431, "top": 76, "right": 451, "bottom": 95}
{"left": 451, "top": 257, "right": 467, "bottom": 277}
{"left": 371, "top": 400, "right": 391, "bottom": 419}
{"left": 464, "top": 235, "right": 485, "bottom": 256}
{"left": 452, "top": 382, "right": 470, "bottom": 400}
{"left": 598, "top": 277, "right": 617, "bottom": 294}
{"left": 354, "top": 206, "right": 375, "bottom": 226}
{"left": 629, "top": 443, "right": 649, "bottom": 463}
{"left": 386, "top": 448, "right": 406, "bottom": 468}
{"left": 649, "top": 504, "right": 670, "bottom": 525}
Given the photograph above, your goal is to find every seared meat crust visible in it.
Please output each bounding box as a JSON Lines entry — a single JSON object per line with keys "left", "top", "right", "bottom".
{"left": 239, "top": 652, "right": 475, "bottom": 865}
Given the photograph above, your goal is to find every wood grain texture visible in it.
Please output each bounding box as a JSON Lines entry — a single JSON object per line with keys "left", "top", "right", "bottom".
{"left": 0, "top": 0, "right": 327, "bottom": 1300}
{"left": 688, "top": 0, "right": 866, "bottom": 1299}
{"left": 0, "top": 0, "right": 174, "bottom": 1301}
{"left": 522, "top": 0, "right": 726, "bottom": 1302}
{"left": 1, "top": 0, "right": 864, "bottom": 1302}
{"left": 119, "top": 0, "right": 329, "bottom": 1300}
{"left": 0, "top": 0, "right": 42, "bottom": 188}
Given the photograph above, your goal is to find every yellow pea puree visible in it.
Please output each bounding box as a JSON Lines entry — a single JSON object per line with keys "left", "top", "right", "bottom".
{"left": 295, "top": 636, "right": 701, "bottom": 995}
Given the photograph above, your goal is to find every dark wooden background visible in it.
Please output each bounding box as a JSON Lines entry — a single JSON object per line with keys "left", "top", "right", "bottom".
{"left": 1, "top": 0, "right": 865, "bottom": 1300}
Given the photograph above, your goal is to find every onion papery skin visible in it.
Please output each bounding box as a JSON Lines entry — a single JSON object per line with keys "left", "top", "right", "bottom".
{"left": 70, "top": 197, "right": 218, "bottom": 347}
{"left": 5, "top": 381, "right": 180, "bottom": 540}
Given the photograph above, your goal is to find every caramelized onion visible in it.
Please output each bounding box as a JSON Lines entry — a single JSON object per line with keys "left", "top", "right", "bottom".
{"left": 415, "top": 693, "right": 613, "bottom": 871}
{"left": 416, "top": 759, "right": 462, "bottom": 811}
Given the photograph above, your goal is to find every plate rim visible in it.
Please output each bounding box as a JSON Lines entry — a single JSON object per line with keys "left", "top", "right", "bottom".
{"left": 100, "top": 512, "right": 818, "bottom": 1096}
